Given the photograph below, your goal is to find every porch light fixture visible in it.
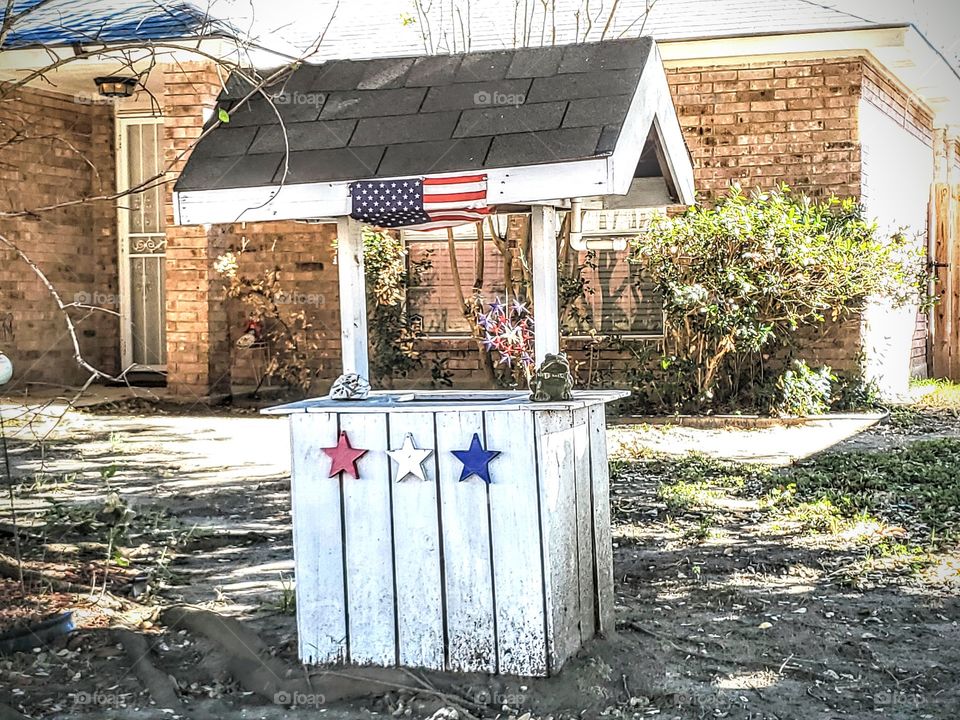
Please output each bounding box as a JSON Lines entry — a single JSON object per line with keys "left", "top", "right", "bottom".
{"left": 94, "top": 76, "right": 139, "bottom": 98}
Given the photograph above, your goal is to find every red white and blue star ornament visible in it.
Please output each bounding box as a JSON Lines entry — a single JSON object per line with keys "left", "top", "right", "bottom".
{"left": 451, "top": 433, "right": 500, "bottom": 484}
{"left": 388, "top": 433, "right": 433, "bottom": 481}
{"left": 322, "top": 431, "right": 368, "bottom": 479}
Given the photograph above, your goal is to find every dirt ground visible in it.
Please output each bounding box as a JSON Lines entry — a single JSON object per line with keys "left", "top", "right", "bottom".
{"left": 0, "top": 397, "right": 958, "bottom": 720}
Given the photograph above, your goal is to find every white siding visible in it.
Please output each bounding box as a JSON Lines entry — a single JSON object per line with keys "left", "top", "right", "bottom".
{"left": 859, "top": 97, "right": 933, "bottom": 396}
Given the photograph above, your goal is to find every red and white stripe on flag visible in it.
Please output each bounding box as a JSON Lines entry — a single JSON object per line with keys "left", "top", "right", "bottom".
{"left": 406, "top": 173, "right": 490, "bottom": 232}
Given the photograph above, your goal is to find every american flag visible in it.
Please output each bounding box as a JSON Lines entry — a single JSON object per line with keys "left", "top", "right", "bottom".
{"left": 349, "top": 174, "right": 489, "bottom": 231}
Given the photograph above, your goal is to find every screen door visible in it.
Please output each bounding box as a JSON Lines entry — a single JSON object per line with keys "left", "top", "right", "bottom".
{"left": 117, "top": 117, "right": 167, "bottom": 369}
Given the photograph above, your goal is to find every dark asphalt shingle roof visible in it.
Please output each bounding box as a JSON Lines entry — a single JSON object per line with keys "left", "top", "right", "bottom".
{"left": 175, "top": 36, "right": 654, "bottom": 192}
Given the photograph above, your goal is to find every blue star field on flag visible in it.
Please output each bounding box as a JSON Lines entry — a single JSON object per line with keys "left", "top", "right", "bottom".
{"left": 350, "top": 179, "right": 431, "bottom": 228}
{"left": 451, "top": 433, "right": 500, "bottom": 484}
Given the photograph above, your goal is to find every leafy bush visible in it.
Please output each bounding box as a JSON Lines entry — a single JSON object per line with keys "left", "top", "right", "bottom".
{"left": 630, "top": 184, "right": 926, "bottom": 413}
{"left": 764, "top": 360, "right": 834, "bottom": 416}
{"left": 769, "top": 439, "right": 960, "bottom": 549}
{"left": 362, "top": 227, "right": 431, "bottom": 386}
{"left": 831, "top": 371, "right": 881, "bottom": 411}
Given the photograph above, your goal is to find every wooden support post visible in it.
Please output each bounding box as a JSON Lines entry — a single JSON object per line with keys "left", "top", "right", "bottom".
{"left": 931, "top": 129, "right": 959, "bottom": 380}
{"left": 531, "top": 205, "right": 560, "bottom": 365}
{"left": 336, "top": 217, "right": 370, "bottom": 379}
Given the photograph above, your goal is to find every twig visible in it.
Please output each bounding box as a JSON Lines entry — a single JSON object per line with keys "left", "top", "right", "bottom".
{"left": 317, "top": 669, "right": 484, "bottom": 719}
{"left": 778, "top": 653, "right": 795, "bottom": 674}
{"left": 0, "top": 408, "right": 24, "bottom": 595}
{"left": 0, "top": 551, "right": 89, "bottom": 593}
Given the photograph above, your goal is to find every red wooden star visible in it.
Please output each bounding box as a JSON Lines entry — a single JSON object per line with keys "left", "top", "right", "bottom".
{"left": 322, "top": 431, "right": 368, "bottom": 479}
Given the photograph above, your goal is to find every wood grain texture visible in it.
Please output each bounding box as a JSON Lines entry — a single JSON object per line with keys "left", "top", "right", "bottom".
{"left": 588, "top": 404, "right": 616, "bottom": 635}
{"left": 535, "top": 409, "right": 581, "bottom": 672}
{"left": 435, "top": 411, "right": 496, "bottom": 673}
{"left": 572, "top": 408, "right": 596, "bottom": 643}
{"left": 531, "top": 205, "right": 560, "bottom": 364}
{"left": 389, "top": 412, "right": 445, "bottom": 670}
{"left": 485, "top": 409, "right": 548, "bottom": 676}
{"left": 336, "top": 217, "right": 370, "bottom": 378}
{"left": 289, "top": 412, "right": 347, "bottom": 664}
{"left": 339, "top": 413, "right": 396, "bottom": 665}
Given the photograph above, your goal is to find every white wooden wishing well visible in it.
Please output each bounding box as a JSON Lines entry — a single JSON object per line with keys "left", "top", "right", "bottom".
{"left": 265, "top": 389, "right": 627, "bottom": 676}
{"left": 179, "top": 35, "right": 698, "bottom": 680}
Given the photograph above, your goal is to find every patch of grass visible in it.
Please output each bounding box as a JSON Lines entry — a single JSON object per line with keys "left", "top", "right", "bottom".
{"left": 887, "top": 406, "right": 927, "bottom": 429}
{"left": 780, "top": 497, "right": 846, "bottom": 533}
{"left": 681, "top": 516, "right": 715, "bottom": 543}
{"left": 763, "top": 439, "right": 960, "bottom": 551}
{"left": 275, "top": 573, "right": 296, "bottom": 615}
{"left": 657, "top": 480, "right": 716, "bottom": 514}
{"left": 612, "top": 436, "right": 663, "bottom": 462}
{"left": 640, "top": 452, "right": 767, "bottom": 494}
{"left": 911, "top": 378, "right": 960, "bottom": 410}
{"left": 608, "top": 458, "right": 629, "bottom": 480}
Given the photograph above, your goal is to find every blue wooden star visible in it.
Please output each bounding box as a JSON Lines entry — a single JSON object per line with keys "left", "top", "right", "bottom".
{"left": 451, "top": 433, "right": 500, "bottom": 484}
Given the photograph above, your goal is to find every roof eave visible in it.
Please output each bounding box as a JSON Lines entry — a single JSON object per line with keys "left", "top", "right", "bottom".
{"left": 608, "top": 41, "right": 695, "bottom": 205}
{"left": 659, "top": 24, "right": 960, "bottom": 128}
{"left": 0, "top": 35, "right": 301, "bottom": 76}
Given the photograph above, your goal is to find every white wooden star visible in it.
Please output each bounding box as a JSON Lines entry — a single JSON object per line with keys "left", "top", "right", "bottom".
{"left": 387, "top": 433, "right": 433, "bottom": 482}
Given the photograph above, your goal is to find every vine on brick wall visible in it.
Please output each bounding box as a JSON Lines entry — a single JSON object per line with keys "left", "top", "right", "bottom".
{"left": 215, "top": 246, "right": 320, "bottom": 394}
{"left": 361, "top": 227, "right": 433, "bottom": 386}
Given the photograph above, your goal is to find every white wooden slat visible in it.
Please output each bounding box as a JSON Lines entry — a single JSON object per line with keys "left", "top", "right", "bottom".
{"left": 486, "top": 159, "right": 611, "bottom": 204}
{"left": 588, "top": 404, "right": 616, "bottom": 635}
{"left": 289, "top": 412, "right": 347, "bottom": 664}
{"left": 339, "top": 412, "right": 396, "bottom": 666}
{"left": 389, "top": 412, "right": 445, "bottom": 670}
{"left": 336, "top": 217, "right": 370, "bottom": 379}
{"left": 485, "top": 410, "right": 548, "bottom": 676}
{"left": 535, "top": 409, "right": 581, "bottom": 672}
{"left": 435, "top": 411, "right": 496, "bottom": 673}
{"left": 573, "top": 408, "right": 597, "bottom": 642}
{"left": 530, "top": 206, "right": 560, "bottom": 365}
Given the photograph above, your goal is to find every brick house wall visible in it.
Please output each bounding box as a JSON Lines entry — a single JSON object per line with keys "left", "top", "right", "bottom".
{"left": 162, "top": 62, "right": 233, "bottom": 399}
{"left": 0, "top": 84, "right": 118, "bottom": 391}
{"left": 2, "top": 53, "right": 935, "bottom": 398}
{"left": 670, "top": 58, "right": 861, "bottom": 201}
{"left": 216, "top": 221, "right": 343, "bottom": 393}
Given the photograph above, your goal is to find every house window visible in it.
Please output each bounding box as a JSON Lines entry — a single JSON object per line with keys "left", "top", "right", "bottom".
{"left": 403, "top": 213, "right": 664, "bottom": 338}
{"left": 564, "top": 251, "right": 664, "bottom": 336}
{"left": 405, "top": 224, "right": 506, "bottom": 336}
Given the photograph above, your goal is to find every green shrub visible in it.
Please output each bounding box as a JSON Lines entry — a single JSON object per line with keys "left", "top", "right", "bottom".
{"left": 630, "top": 184, "right": 926, "bottom": 413}
{"left": 362, "top": 227, "right": 432, "bottom": 385}
{"left": 763, "top": 360, "right": 834, "bottom": 416}
{"left": 831, "top": 371, "right": 881, "bottom": 411}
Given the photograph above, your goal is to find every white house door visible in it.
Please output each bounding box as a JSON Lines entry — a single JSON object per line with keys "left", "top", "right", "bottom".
{"left": 117, "top": 117, "right": 167, "bottom": 369}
